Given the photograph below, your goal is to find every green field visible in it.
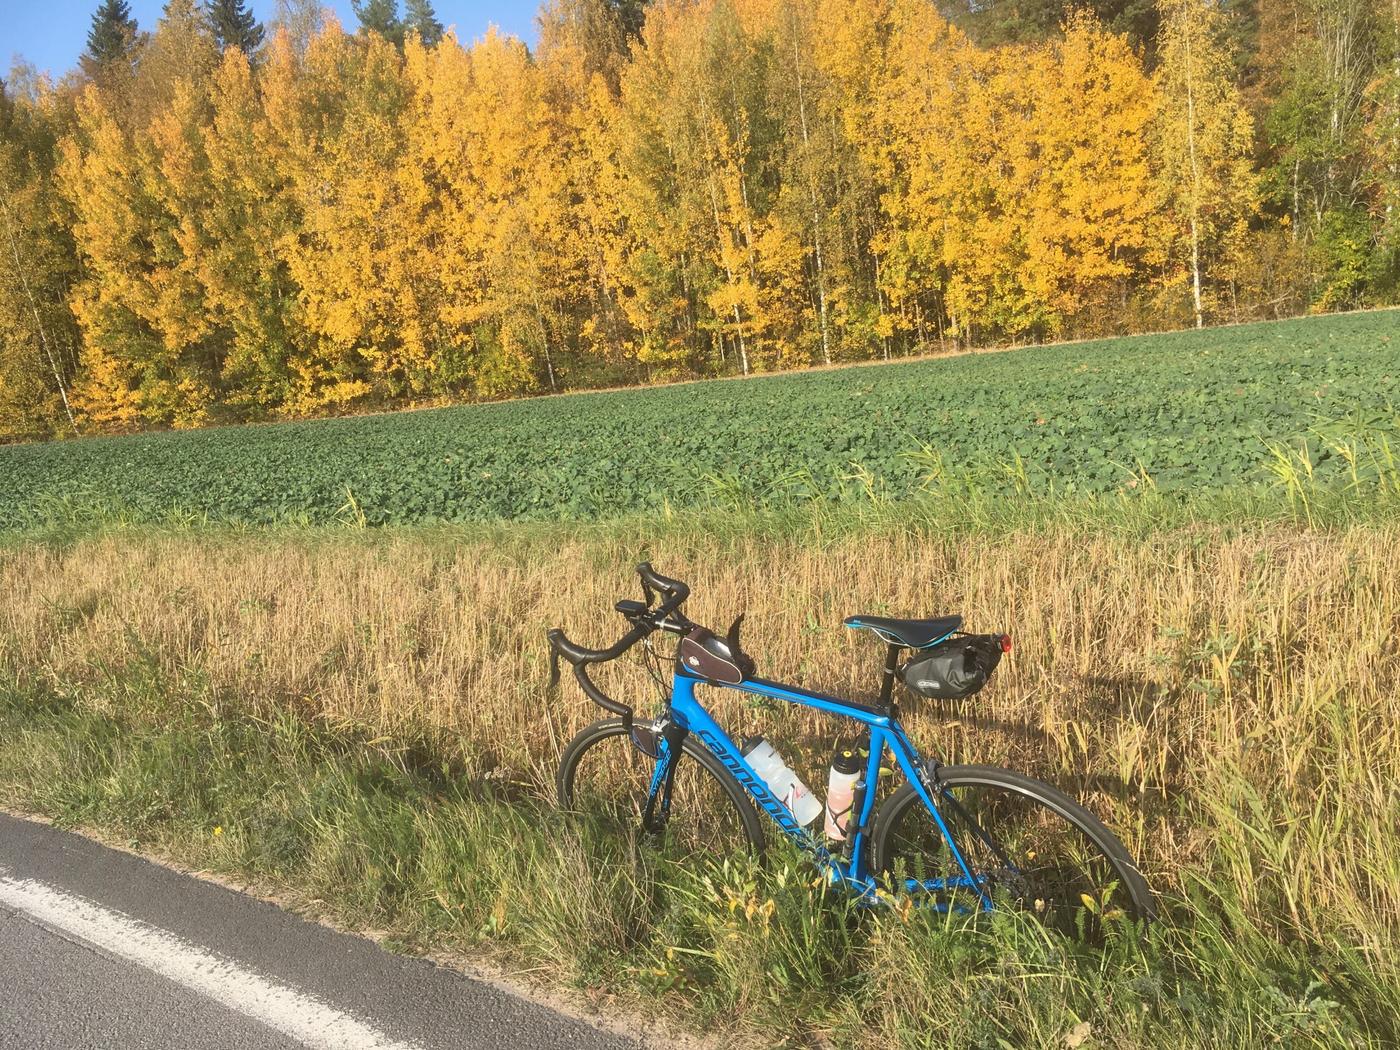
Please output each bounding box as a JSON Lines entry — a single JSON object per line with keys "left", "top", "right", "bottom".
{"left": 2, "top": 310, "right": 1397, "bottom": 528}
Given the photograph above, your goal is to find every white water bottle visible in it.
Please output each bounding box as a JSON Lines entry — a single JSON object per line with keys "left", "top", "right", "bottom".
{"left": 824, "top": 748, "right": 863, "bottom": 841}
{"left": 742, "top": 737, "right": 823, "bottom": 827}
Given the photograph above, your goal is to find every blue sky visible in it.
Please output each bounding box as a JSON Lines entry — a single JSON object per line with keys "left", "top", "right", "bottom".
{"left": 3, "top": 1, "right": 541, "bottom": 79}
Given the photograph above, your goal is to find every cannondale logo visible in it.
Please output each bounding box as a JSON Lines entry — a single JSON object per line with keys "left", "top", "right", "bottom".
{"left": 695, "top": 728, "right": 804, "bottom": 837}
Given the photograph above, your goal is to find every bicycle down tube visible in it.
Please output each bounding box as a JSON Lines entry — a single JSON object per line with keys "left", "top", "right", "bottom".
{"left": 656, "top": 669, "right": 994, "bottom": 909}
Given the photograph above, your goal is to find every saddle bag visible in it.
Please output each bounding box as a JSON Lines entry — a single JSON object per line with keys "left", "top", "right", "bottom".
{"left": 900, "top": 633, "right": 1007, "bottom": 701}
{"left": 678, "top": 616, "right": 756, "bottom": 685}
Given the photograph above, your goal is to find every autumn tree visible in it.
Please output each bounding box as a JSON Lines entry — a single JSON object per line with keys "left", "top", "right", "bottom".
{"left": 811, "top": 0, "right": 903, "bottom": 355}
{"left": 61, "top": 0, "right": 232, "bottom": 426}
{"left": 536, "top": 0, "right": 636, "bottom": 376}
{"left": 1371, "top": 0, "right": 1400, "bottom": 265}
{"left": 200, "top": 41, "right": 305, "bottom": 408}
{"left": 1028, "top": 14, "right": 1167, "bottom": 329}
{"left": 57, "top": 83, "right": 156, "bottom": 425}
{"left": 405, "top": 29, "right": 581, "bottom": 395}
{"left": 129, "top": 0, "right": 220, "bottom": 127}
{"left": 271, "top": 0, "right": 323, "bottom": 55}
{"left": 1154, "top": 0, "right": 1257, "bottom": 327}
{"left": 267, "top": 20, "right": 414, "bottom": 409}
{"left": 11, "top": 0, "right": 1398, "bottom": 432}
{"left": 0, "top": 73, "right": 82, "bottom": 438}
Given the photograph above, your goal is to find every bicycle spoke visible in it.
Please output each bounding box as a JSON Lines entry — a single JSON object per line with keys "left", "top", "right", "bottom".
{"left": 878, "top": 771, "right": 1151, "bottom": 935}
{"left": 559, "top": 723, "right": 760, "bottom": 861}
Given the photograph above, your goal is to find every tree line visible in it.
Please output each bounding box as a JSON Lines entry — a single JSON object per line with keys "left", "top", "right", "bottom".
{"left": 1, "top": 0, "right": 1397, "bottom": 438}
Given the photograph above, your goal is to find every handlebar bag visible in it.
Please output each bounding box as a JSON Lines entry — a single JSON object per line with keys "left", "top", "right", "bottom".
{"left": 678, "top": 623, "right": 755, "bottom": 685}
{"left": 900, "top": 634, "right": 1004, "bottom": 700}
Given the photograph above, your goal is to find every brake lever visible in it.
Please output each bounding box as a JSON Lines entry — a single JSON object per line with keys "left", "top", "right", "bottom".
{"left": 547, "top": 644, "right": 561, "bottom": 688}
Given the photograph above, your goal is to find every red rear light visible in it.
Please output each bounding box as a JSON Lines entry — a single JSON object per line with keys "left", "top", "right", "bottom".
{"left": 1000, "top": 634, "right": 1013, "bottom": 653}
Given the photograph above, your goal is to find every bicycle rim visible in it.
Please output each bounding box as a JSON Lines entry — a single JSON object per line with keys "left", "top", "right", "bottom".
{"left": 558, "top": 720, "right": 763, "bottom": 862}
{"left": 874, "top": 765, "right": 1154, "bottom": 935}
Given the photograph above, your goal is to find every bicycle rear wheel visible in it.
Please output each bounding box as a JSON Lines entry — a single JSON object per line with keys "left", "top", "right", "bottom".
{"left": 556, "top": 719, "right": 765, "bottom": 862}
{"left": 873, "top": 765, "right": 1155, "bottom": 933}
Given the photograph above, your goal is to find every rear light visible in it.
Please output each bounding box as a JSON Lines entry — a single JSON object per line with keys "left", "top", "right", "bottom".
{"left": 1000, "top": 634, "right": 1013, "bottom": 654}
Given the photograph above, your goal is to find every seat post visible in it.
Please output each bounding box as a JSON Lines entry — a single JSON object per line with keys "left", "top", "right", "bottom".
{"left": 878, "top": 643, "right": 902, "bottom": 712}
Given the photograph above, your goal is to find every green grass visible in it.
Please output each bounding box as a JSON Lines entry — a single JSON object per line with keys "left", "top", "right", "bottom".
{"left": 1, "top": 673, "right": 1392, "bottom": 1049}
{"left": 6, "top": 474, "right": 1398, "bottom": 569}
{"left": 1, "top": 309, "right": 1397, "bottom": 529}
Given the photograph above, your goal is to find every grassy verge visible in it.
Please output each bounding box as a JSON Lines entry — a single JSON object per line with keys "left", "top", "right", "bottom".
{"left": 7, "top": 470, "right": 1400, "bottom": 555}
{"left": 2, "top": 678, "right": 1391, "bottom": 1048}
{"left": 2, "top": 495, "right": 1398, "bottom": 1046}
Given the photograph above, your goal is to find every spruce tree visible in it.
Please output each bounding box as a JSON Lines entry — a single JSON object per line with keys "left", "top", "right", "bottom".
{"left": 352, "top": 0, "right": 404, "bottom": 46}
{"left": 403, "top": 0, "right": 444, "bottom": 47}
{"left": 208, "top": 0, "right": 265, "bottom": 54}
{"left": 84, "top": 0, "right": 139, "bottom": 71}
{"left": 611, "top": 0, "right": 649, "bottom": 39}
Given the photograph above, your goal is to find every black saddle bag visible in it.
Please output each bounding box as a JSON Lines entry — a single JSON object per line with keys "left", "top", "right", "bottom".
{"left": 900, "top": 634, "right": 1005, "bottom": 700}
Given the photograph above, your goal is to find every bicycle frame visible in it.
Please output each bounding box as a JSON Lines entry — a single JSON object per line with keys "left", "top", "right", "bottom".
{"left": 645, "top": 664, "right": 993, "bottom": 909}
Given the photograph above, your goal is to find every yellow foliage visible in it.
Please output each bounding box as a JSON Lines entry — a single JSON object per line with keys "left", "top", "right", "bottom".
{"left": 14, "top": 0, "right": 1304, "bottom": 430}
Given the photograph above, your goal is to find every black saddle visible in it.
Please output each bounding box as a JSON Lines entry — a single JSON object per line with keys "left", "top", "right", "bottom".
{"left": 844, "top": 613, "right": 963, "bottom": 649}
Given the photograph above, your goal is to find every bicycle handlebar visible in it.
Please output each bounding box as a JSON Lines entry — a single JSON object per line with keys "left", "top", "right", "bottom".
{"left": 546, "top": 563, "right": 692, "bottom": 728}
{"left": 636, "top": 563, "right": 690, "bottom": 610}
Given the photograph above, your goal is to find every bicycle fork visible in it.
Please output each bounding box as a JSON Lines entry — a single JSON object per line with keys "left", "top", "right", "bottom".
{"left": 638, "top": 720, "right": 688, "bottom": 834}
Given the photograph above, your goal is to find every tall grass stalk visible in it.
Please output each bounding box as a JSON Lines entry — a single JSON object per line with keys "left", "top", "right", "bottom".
{"left": 2, "top": 495, "right": 1399, "bottom": 1045}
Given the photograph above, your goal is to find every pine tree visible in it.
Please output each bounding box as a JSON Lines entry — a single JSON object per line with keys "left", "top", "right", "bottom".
{"left": 353, "top": 0, "right": 404, "bottom": 47}
{"left": 610, "top": 0, "right": 649, "bottom": 39}
{"left": 936, "top": 0, "right": 1160, "bottom": 52}
{"left": 208, "top": 0, "right": 265, "bottom": 55}
{"left": 83, "top": 0, "right": 140, "bottom": 74}
{"left": 402, "top": 0, "right": 443, "bottom": 47}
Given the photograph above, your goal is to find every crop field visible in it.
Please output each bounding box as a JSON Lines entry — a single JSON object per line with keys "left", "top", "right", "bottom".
{"left": 2, "top": 310, "right": 1397, "bottom": 528}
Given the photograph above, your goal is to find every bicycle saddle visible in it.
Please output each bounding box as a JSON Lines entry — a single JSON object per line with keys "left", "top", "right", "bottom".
{"left": 844, "top": 613, "right": 963, "bottom": 649}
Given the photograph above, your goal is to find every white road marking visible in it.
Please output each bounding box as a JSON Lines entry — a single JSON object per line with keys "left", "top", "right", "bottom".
{"left": 0, "top": 870, "right": 422, "bottom": 1050}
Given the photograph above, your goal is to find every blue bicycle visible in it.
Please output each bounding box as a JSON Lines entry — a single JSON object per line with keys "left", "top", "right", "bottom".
{"left": 549, "top": 564, "right": 1155, "bottom": 930}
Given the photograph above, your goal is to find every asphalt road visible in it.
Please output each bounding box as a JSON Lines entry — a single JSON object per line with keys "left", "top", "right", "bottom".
{"left": 0, "top": 813, "right": 646, "bottom": 1050}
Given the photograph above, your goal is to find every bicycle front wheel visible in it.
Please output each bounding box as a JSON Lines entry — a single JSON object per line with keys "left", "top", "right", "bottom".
{"left": 556, "top": 719, "right": 765, "bottom": 862}
{"left": 873, "top": 765, "right": 1155, "bottom": 933}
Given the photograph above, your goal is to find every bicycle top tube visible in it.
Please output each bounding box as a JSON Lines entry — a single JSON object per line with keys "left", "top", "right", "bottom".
{"left": 687, "top": 671, "right": 892, "bottom": 726}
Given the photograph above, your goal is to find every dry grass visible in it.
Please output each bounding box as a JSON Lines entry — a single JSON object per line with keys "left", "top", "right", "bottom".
{"left": 3, "top": 521, "right": 1399, "bottom": 964}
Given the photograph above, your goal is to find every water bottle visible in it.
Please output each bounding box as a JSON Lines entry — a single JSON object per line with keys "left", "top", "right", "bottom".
{"left": 741, "top": 737, "right": 823, "bottom": 827}
{"left": 824, "top": 747, "right": 864, "bottom": 841}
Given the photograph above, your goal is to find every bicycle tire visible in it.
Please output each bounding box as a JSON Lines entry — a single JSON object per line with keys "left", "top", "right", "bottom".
{"left": 873, "top": 764, "right": 1156, "bottom": 928}
{"left": 556, "top": 718, "right": 766, "bottom": 860}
